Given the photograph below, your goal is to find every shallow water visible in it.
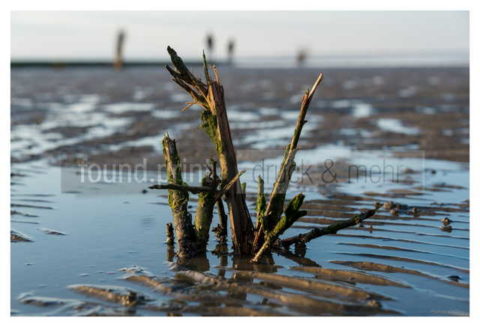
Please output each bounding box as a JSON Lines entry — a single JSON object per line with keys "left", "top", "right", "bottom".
{"left": 377, "top": 118, "right": 420, "bottom": 135}
{"left": 11, "top": 66, "right": 469, "bottom": 316}
{"left": 11, "top": 151, "right": 469, "bottom": 315}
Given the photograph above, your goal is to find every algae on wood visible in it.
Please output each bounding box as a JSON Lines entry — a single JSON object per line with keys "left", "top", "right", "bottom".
{"left": 194, "top": 175, "right": 216, "bottom": 250}
{"left": 166, "top": 46, "right": 253, "bottom": 255}
{"left": 279, "top": 204, "right": 382, "bottom": 249}
{"left": 252, "top": 74, "right": 323, "bottom": 253}
{"left": 162, "top": 134, "right": 197, "bottom": 258}
{"left": 252, "top": 193, "right": 307, "bottom": 262}
{"left": 157, "top": 47, "right": 380, "bottom": 262}
{"left": 255, "top": 176, "right": 266, "bottom": 227}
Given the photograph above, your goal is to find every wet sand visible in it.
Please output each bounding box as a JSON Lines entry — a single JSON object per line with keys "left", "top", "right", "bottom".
{"left": 11, "top": 66, "right": 469, "bottom": 316}
{"left": 11, "top": 66, "right": 468, "bottom": 166}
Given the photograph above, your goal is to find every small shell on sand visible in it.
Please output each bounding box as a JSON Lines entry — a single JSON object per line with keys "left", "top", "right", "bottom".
{"left": 442, "top": 217, "right": 452, "bottom": 226}
{"left": 383, "top": 201, "right": 394, "bottom": 210}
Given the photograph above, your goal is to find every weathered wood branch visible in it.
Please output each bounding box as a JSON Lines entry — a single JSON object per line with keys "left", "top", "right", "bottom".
{"left": 163, "top": 48, "right": 343, "bottom": 261}
{"left": 214, "top": 199, "right": 228, "bottom": 242}
{"left": 252, "top": 193, "right": 307, "bottom": 263}
{"left": 194, "top": 175, "right": 216, "bottom": 250}
{"left": 211, "top": 159, "right": 228, "bottom": 242}
{"left": 255, "top": 175, "right": 266, "bottom": 228}
{"left": 162, "top": 134, "right": 197, "bottom": 258}
{"left": 214, "top": 170, "right": 245, "bottom": 201}
{"left": 166, "top": 47, "right": 208, "bottom": 105}
{"left": 279, "top": 204, "right": 381, "bottom": 249}
{"left": 253, "top": 73, "right": 324, "bottom": 251}
{"left": 149, "top": 184, "right": 212, "bottom": 194}
{"left": 149, "top": 170, "right": 244, "bottom": 199}
{"left": 206, "top": 81, "right": 254, "bottom": 254}
{"left": 165, "top": 223, "right": 174, "bottom": 246}
{"left": 166, "top": 47, "right": 253, "bottom": 255}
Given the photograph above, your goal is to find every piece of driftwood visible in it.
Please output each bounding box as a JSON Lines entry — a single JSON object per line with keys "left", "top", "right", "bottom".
{"left": 279, "top": 205, "right": 381, "bottom": 249}
{"left": 214, "top": 199, "right": 228, "bottom": 242}
{"left": 212, "top": 159, "right": 228, "bottom": 242}
{"left": 252, "top": 193, "right": 307, "bottom": 262}
{"left": 149, "top": 184, "right": 212, "bottom": 194}
{"left": 156, "top": 47, "right": 380, "bottom": 262}
{"left": 166, "top": 47, "right": 253, "bottom": 254}
{"left": 162, "top": 135, "right": 197, "bottom": 258}
{"left": 165, "top": 223, "right": 174, "bottom": 246}
{"left": 255, "top": 176, "right": 266, "bottom": 225}
{"left": 155, "top": 137, "right": 247, "bottom": 257}
{"left": 194, "top": 175, "right": 216, "bottom": 250}
{"left": 252, "top": 74, "right": 323, "bottom": 252}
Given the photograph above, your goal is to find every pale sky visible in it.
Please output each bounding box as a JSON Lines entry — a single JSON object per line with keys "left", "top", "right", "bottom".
{"left": 11, "top": 11, "right": 469, "bottom": 60}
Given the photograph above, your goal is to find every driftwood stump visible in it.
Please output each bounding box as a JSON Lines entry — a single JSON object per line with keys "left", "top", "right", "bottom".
{"left": 148, "top": 47, "right": 380, "bottom": 262}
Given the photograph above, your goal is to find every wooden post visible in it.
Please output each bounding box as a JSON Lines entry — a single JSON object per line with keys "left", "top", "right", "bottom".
{"left": 165, "top": 223, "right": 174, "bottom": 246}
{"left": 206, "top": 80, "right": 254, "bottom": 254}
{"left": 193, "top": 175, "right": 216, "bottom": 251}
{"left": 162, "top": 134, "right": 196, "bottom": 258}
{"left": 215, "top": 199, "right": 228, "bottom": 241}
{"left": 114, "top": 29, "right": 126, "bottom": 71}
{"left": 166, "top": 47, "right": 254, "bottom": 255}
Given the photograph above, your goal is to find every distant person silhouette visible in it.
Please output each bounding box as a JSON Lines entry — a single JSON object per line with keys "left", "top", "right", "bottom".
{"left": 114, "top": 29, "right": 126, "bottom": 70}
{"left": 296, "top": 49, "right": 307, "bottom": 67}
{"left": 227, "top": 39, "right": 235, "bottom": 65}
{"left": 206, "top": 33, "right": 215, "bottom": 59}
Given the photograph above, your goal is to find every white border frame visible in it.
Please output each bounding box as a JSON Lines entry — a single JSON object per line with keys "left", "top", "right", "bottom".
{"left": 1, "top": 1, "right": 477, "bottom": 326}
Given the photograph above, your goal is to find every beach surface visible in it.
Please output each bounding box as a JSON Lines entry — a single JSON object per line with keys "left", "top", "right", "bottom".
{"left": 11, "top": 66, "right": 469, "bottom": 316}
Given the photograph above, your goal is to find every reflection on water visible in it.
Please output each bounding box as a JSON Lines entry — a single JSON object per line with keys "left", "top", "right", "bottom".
{"left": 11, "top": 153, "right": 469, "bottom": 315}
